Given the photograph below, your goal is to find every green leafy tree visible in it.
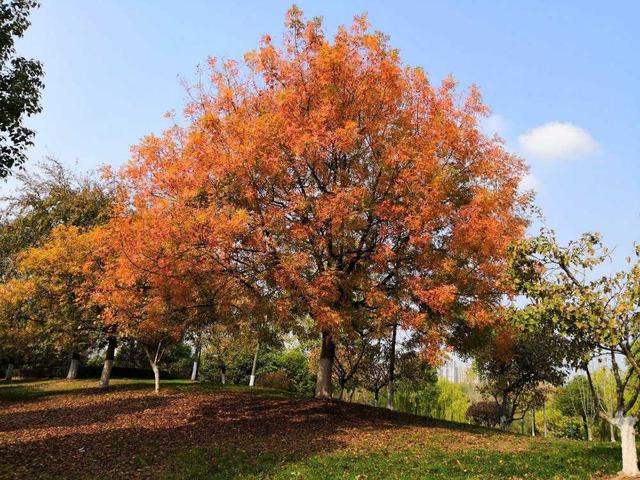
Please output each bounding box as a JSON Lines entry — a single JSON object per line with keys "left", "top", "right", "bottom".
{"left": 555, "top": 376, "right": 598, "bottom": 441}
{"left": 0, "top": 0, "right": 44, "bottom": 177}
{"left": 508, "top": 230, "right": 640, "bottom": 475}
{"left": 0, "top": 159, "right": 112, "bottom": 279}
{"left": 426, "top": 378, "right": 470, "bottom": 423}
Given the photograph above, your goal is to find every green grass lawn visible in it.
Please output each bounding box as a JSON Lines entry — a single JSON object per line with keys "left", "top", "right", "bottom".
{"left": 0, "top": 379, "right": 623, "bottom": 479}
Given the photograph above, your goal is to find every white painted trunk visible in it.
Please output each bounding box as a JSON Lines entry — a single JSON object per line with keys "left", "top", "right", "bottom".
{"left": 610, "top": 422, "right": 617, "bottom": 442}
{"left": 191, "top": 360, "right": 199, "bottom": 381}
{"left": 613, "top": 414, "right": 640, "bottom": 477}
{"left": 531, "top": 409, "right": 536, "bottom": 437}
{"left": 66, "top": 357, "right": 80, "bottom": 380}
{"left": 100, "top": 359, "right": 114, "bottom": 388}
{"left": 249, "top": 342, "right": 259, "bottom": 387}
{"left": 221, "top": 372, "right": 226, "bottom": 385}
{"left": 4, "top": 363, "right": 14, "bottom": 382}
{"left": 373, "top": 395, "right": 379, "bottom": 407}
{"left": 152, "top": 364, "right": 160, "bottom": 393}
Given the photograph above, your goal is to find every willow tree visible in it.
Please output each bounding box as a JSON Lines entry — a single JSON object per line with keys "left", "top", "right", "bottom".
{"left": 110, "top": 7, "right": 529, "bottom": 398}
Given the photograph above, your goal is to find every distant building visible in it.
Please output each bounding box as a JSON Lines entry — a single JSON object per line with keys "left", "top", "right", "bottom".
{"left": 437, "top": 355, "right": 475, "bottom": 384}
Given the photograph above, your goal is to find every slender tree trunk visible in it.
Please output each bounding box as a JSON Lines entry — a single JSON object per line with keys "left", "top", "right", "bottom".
{"left": 220, "top": 364, "right": 227, "bottom": 385}
{"left": 373, "top": 390, "right": 379, "bottom": 407}
{"left": 582, "top": 414, "right": 593, "bottom": 441}
{"left": 142, "top": 343, "right": 162, "bottom": 393}
{"left": 191, "top": 345, "right": 201, "bottom": 381}
{"left": 152, "top": 364, "right": 160, "bottom": 393}
{"left": 4, "top": 359, "right": 14, "bottom": 382}
{"left": 349, "top": 389, "right": 355, "bottom": 402}
{"left": 531, "top": 409, "right": 536, "bottom": 436}
{"left": 543, "top": 401, "right": 548, "bottom": 437}
{"left": 386, "top": 322, "right": 397, "bottom": 410}
{"left": 66, "top": 352, "right": 80, "bottom": 380}
{"left": 613, "top": 414, "right": 640, "bottom": 477}
{"left": 99, "top": 337, "right": 117, "bottom": 389}
{"left": 339, "top": 383, "right": 345, "bottom": 400}
{"left": 610, "top": 422, "right": 617, "bottom": 442}
{"left": 249, "top": 341, "right": 259, "bottom": 387}
{"left": 315, "top": 330, "right": 335, "bottom": 399}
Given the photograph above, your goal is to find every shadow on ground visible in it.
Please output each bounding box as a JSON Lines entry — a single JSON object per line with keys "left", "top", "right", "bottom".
{"left": 0, "top": 381, "right": 621, "bottom": 480}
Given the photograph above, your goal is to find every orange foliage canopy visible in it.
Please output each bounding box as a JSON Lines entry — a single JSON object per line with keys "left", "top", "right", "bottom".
{"left": 103, "top": 8, "right": 530, "bottom": 359}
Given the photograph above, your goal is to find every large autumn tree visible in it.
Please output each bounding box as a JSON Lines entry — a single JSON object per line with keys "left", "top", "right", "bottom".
{"left": 109, "top": 7, "right": 530, "bottom": 398}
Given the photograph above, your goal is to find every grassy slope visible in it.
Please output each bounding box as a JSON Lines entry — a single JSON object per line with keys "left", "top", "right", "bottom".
{"left": 0, "top": 379, "right": 621, "bottom": 480}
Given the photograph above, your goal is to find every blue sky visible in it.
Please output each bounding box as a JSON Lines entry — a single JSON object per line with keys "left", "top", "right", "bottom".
{"left": 8, "top": 1, "right": 640, "bottom": 268}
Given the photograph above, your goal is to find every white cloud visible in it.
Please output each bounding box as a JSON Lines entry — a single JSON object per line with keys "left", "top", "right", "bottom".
{"left": 518, "top": 122, "right": 599, "bottom": 160}
{"left": 480, "top": 113, "right": 508, "bottom": 138}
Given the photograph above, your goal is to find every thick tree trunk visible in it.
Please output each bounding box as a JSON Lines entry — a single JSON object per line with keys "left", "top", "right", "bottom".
{"left": 99, "top": 337, "right": 117, "bottom": 389}
{"left": 612, "top": 414, "right": 640, "bottom": 477}
{"left": 315, "top": 330, "right": 335, "bottom": 399}
{"left": 152, "top": 364, "right": 160, "bottom": 393}
{"left": 66, "top": 352, "right": 80, "bottom": 380}
{"left": 191, "top": 346, "right": 201, "bottom": 381}
{"left": 249, "top": 341, "right": 259, "bottom": 387}
{"left": 4, "top": 361, "right": 14, "bottom": 382}
{"left": 386, "top": 322, "right": 397, "bottom": 410}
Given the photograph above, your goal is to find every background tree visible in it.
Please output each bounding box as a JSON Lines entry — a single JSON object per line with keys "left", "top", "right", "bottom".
{"left": 555, "top": 376, "right": 598, "bottom": 441}
{"left": 425, "top": 379, "right": 470, "bottom": 422}
{"left": 0, "top": 277, "right": 34, "bottom": 380}
{"left": 591, "top": 367, "right": 619, "bottom": 442}
{"left": 0, "top": 0, "right": 43, "bottom": 177}
{"left": 333, "top": 325, "right": 372, "bottom": 399}
{"left": 0, "top": 159, "right": 112, "bottom": 279}
{"left": 393, "top": 350, "right": 438, "bottom": 415}
{"left": 508, "top": 230, "right": 640, "bottom": 476}
{"left": 357, "top": 337, "right": 390, "bottom": 406}
{"left": 0, "top": 160, "right": 112, "bottom": 379}
{"left": 467, "top": 401, "right": 502, "bottom": 428}
{"left": 12, "top": 225, "right": 103, "bottom": 379}
{"left": 475, "top": 317, "right": 567, "bottom": 428}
